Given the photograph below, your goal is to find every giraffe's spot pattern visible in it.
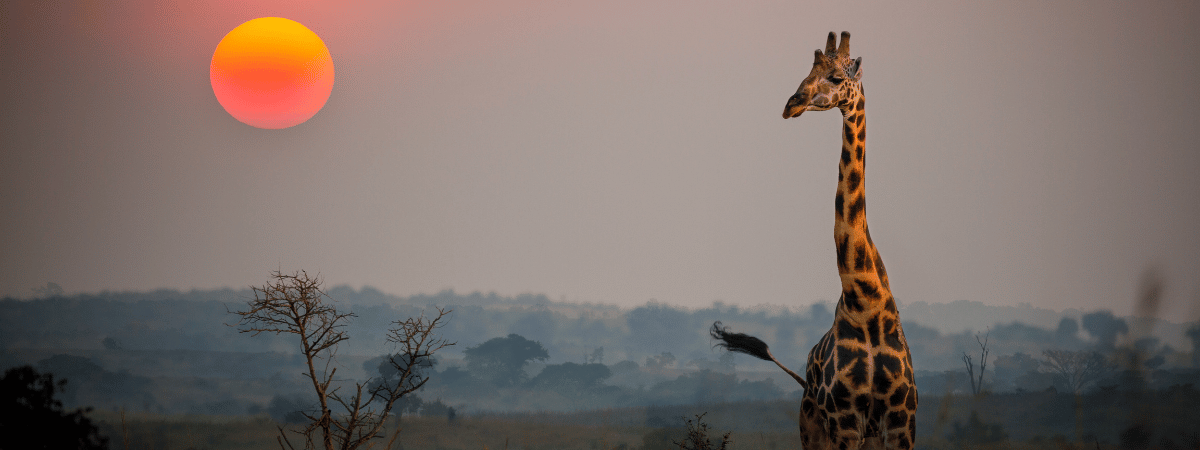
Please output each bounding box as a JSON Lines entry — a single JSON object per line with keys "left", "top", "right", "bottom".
{"left": 837, "top": 234, "right": 851, "bottom": 270}
{"left": 854, "top": 279, "right": 880, "bottom": 299}
{"left": 837, "top": 318, "right": 865, "bottom": 343}
{"left": 867, "top": 317, "right": 881, "bottom": 347}
{"left": 847, "top": 195, "right": 865, "bottom": 223}
{"left": 843, "top": 289, "right": 863, "bottom": 312}
{"left": 835, "top": 192, "right": 845, "bottom": 221}
{"left": 847, "top": 170, "right": 861, "bottom": 192}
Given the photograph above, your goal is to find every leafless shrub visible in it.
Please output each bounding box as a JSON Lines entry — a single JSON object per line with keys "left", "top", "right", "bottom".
{"left": 963, "top": 329, "right": 990, "bottom": 396}
{"left": 229, "top": 270, "right": 453, "bottom": 450}
{"left": 672, "top": 413, "right": 731, "bottom": 450}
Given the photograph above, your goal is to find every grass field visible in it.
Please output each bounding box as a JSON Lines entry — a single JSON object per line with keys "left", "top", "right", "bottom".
{"left": 87, "top": 391, "right": 1200, "bottom": 450}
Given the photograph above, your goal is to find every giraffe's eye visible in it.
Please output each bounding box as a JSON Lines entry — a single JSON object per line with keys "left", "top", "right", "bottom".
{"left": 829, "top": 75, "right": 844, "bottom": 84}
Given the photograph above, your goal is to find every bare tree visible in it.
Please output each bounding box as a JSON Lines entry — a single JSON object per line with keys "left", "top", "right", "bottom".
{"left": 229, "top": 270, "right": 454, "bottom": 450}
{"left": 1041, "top": 349, "right": 1113, "bottom": 395}
{"left": 962, "top": 329, "right": 990, "bottom": 395}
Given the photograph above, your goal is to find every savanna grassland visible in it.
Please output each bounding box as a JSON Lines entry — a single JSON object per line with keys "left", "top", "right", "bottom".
{"left": 90, "top": 389, "right": 1200, "bottom": 450}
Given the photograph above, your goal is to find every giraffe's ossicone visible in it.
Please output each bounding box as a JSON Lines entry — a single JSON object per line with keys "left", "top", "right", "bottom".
{"left": 713, "top": 31, "right": 917, "bottom": 450}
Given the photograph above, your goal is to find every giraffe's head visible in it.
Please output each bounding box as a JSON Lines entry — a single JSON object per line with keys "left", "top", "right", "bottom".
{"left": 783, "top": 31, "right": 863, "bottom": 119}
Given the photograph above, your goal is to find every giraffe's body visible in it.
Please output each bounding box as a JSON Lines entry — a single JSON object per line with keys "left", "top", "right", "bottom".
{"left": 712, "top": 32, "right": 917, "bottom": 450}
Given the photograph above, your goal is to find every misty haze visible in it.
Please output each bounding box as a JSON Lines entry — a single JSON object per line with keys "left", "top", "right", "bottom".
{"left": 4, "top": 0, "right": 1200, "bottom": 449}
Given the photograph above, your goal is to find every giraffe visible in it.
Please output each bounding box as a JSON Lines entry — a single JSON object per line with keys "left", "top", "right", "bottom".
{"left": 711, "top": 31, "right": 917, "bottom": 450}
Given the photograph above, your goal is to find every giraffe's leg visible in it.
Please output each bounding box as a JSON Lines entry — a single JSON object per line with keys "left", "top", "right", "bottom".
{"left": 859, "top": 435, "right": 885, "bottom": 450}
{"left": 799, "top": 397, "right": 833, "bottom": 450}
{"left": 883, "top": 409, "right": 915, "bottom": 450}
{"left": 831, "top": 428, "right": 865, "bottom": 450}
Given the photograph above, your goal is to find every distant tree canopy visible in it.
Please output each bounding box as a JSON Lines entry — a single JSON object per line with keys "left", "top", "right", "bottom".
{"left": 1082, "top": 311, "right": 1129, "bottom": 349}
{"left": 1, "top": 365, "right": 108, "bottom": 450}
{"left": 463, "top": 334, "right": 549, "bottom": 387}
{"left": 364, "top": 352, "right": 438, "bottom": 400}
{"left": 528, "top": 362, "right": 612, "bottom": 390}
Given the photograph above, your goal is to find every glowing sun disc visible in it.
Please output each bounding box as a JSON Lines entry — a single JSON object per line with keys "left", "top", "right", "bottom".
{"left": 210, "top": 17, "right": 334, "bottom": 129}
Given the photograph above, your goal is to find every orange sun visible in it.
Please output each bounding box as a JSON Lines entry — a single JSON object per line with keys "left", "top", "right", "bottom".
{"left": 210, "top": 17, "right": 334, "bottom": 129}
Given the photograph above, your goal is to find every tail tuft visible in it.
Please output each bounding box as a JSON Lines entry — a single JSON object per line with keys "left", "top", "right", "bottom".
{"left": 710, "top": 321, "right": 774, "bottom": 362}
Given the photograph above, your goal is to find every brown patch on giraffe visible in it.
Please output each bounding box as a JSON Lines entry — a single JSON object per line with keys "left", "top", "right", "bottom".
{"left": 830, "top": 380, "right": 853, "bottom": 409}
{"left": 876, "top": 353, "right": 902, "bottom": 376}
{"left": 885, "top": 328, "right": 906, "bottom": 351}
{"left": 837, "top": 234, "right": 850, "bottom": 269}
{"left": 847, "top": 360, "right": 869, "bottom": 387}
{"left": 846, "top": 195, "right": 865, "bottom": 223}
{"left": 857, "top": 128, "right": 866, "bottom": 141}
{"left": 844, "top": 124, "right": 856, "bottom": 143}
{"left": 842, "top": 146, "right": 852, "bottom": 165}
{"left": 847, "top": 169, "right": 862, "bottom": 192}
{"left": 855, "top": 113, "right": 864, "bottom": 126}
{"left": 856, "top": 144, "right": 864, "bottom": 161}
{"left": 854, "top": 279, "right": 880, "bottom": 299}
{"left": 888, "top": 384, "right": 908, "bottom": 407}
{"left": 856, "top": 98, "right": 864, "bottom": 111}
{"left": 842, "top": 289, "right": 863, "bottom": 312}
{"left": 853, "top": 243, "right": 867, "bottom": 271}
{"left": 835, "top": 191, "right": 845, "bottom": 221}
{"left": 867, "top": 316, "right": 881, "bottom": 346}
{"left": 836, "top": 318, "right": 866, "bottom": 342}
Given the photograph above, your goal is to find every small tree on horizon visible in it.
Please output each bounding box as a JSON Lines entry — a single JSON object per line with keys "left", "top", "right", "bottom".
{"left": 463, "top": 334, "right": 548, "bottom": 387}
{"left": 962, "top": 329, "right": 990, "bottom": 395}
{"left": 1040, "top": 349, "right": 1113, "bottom": 395}
{"left": 229, "top": 270, "right": 453, "bottom": 450}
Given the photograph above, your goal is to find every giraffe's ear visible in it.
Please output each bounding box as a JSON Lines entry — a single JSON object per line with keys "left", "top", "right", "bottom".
{"left": 849, "top": 57, "right": 863, "bottom": 80}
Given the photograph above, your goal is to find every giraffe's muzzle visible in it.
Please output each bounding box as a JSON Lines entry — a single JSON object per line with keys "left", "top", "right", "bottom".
{"left": 783, "top": 95, "right": 807, "bottom": 119}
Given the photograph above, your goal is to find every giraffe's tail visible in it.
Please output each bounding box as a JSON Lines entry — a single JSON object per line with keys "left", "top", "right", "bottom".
{"left": 710, "top": 321, "right": 807, "bottom": 390}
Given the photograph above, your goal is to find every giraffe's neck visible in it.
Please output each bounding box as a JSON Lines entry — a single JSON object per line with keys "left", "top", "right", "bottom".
{"left": 832, "top": 94, "right": 895, "bottom": 321}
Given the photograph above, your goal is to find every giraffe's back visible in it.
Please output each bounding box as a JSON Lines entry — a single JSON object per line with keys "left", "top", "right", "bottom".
{"left": 799, "top": 308, "right": 917, "bottom": 449}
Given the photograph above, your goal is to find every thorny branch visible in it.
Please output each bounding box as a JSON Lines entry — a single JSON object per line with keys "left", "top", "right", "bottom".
{"left": 230, "top": 270, "right": 453, "bottom": 450}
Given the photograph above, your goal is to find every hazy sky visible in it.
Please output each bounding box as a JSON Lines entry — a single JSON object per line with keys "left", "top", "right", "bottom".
{"left": 2, "top": 1, "right": 1199, "bottom": 321}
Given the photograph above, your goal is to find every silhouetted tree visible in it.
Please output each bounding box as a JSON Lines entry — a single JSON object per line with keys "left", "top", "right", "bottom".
{"left": 1082, "top": 311, "right": 1128, "bottom": 350}
{"left": 1, "top": 365, "right": 107, "bottom": 449}
{"left": 230, "top": 270, "right": 453, "bottom": 450}
{"left": 627, "top": 302, "right": 693, "bottom": 352}
{"left": 100, "top": 337, "right": 122, "bottom": 351}
{"left": 671, "top": 413, "right": 731, "bottom": 450}
{"left": 962, "top": 330, "right": 990, "bottom": 395}
{"left": 1186, "top": 324, "right": 1200, "bottom": 368}
{"left": 30, "top": 281, "right": 63, "bottom": 298}
{"left": 365, "top": 353, "right": 438, "bottom": 399}
{"left": 644, "top": 352, "right": 677, "bottom": 371}
{"left": 528, "top": 362, "right": 612, "bottom": 390}
{"left": 36, "top": 354, "right": 104, "bottom": 405}
{"left": 585, "top": 347, "right": 604, "bottom": 364}
{"left": 1054, "top": 317, "right": 1079, "bottom": 343}
{"left": 463, "top": 334, "right": 548, "bottom": 387}
{"left": 1041, "top": 349, "right": 1114, "bottom": 394}
{"left": 992, "top": 352, "right": 1040, "bottom": 391}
